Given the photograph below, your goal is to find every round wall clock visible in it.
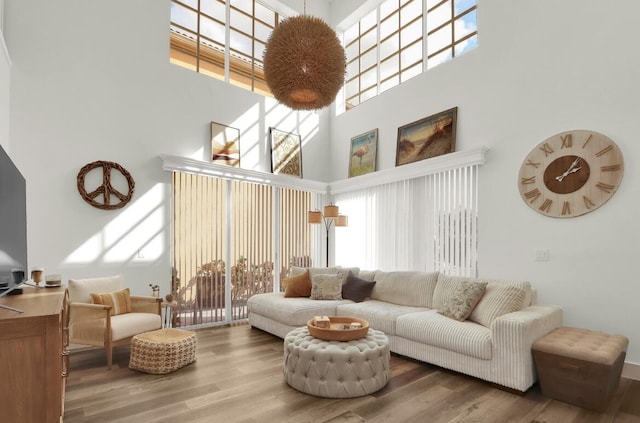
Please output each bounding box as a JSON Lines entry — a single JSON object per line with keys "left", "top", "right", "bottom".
{"left": 518, "top": 129, "right": 624, "bottom": 218}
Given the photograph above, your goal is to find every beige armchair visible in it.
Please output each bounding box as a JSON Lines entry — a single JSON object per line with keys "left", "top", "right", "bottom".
{"left": 67, "top": 275, "right": 162, "bottom": 369}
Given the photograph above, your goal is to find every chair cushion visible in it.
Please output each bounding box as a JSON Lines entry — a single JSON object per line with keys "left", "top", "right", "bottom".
{"left": 336, "top": 300, "right": 427, "bottom": 336}
{"left": 91, "top": 288, "right": 132, "bottom": 315}
{"left": 370, "top": 271, "right": 439, "bottom": 307}
{"left": 247, "top": 292, "right": 351, "bottom": 326}
{"left": 111, "top": 313, "right": 162, "bottom": 341}
{"left": 396, "top": 310, "right": 492, "bottom": 360}
{"left": 70, "top": 312, "right": 161, "bottom": 343}
{"left": 68, "top": 275, "right": 124, "bottom": 303}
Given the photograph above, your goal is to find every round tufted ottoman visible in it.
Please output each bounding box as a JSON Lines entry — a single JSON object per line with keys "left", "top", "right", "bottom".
{"left": 283, "top": 327, "right": 390, "bottom": 398}
{"left": 129, "top": 328, "right": 197, "bottom": 374}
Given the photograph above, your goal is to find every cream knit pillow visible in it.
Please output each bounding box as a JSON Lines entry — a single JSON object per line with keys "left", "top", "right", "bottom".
{"left": 469, "top": 283, "right": 526, "bottom": 327}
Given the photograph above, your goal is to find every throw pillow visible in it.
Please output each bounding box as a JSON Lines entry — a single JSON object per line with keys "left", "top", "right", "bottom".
{"left": 90, "top": 288, "right": 132, "bottom": 316}
{"left": 438, "top": 280, "right": 487, "bottom": 321}
{"left": 342, "top": 272, "right": 376, "bottom": 302}
{"left": 310, "top": 274, "right": 343, "bottom": 300}
{"left": 469, "top": 283, "right": 526, "bottom": 327}
{"left": 282, "top": 271, "right": 311, "bottom": 298}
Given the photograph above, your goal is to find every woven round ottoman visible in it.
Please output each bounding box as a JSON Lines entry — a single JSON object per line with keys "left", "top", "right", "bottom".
{"left": 129, "top": 328, "right": 197, "bottom": 374}
{"left": 284, "top": 327, "right": 390, "bottom": 398}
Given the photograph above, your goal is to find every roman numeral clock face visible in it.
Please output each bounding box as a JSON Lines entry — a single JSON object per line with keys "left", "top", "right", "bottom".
{"left": 518, "top": 130, "right": 624, "bottom": 218}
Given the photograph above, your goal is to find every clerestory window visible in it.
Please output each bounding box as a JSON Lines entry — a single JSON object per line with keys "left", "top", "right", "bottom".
{"left": 169, "top": 1, "right": 477, "bottom": 111}
{"left": 170, "top": 0, "right": 286, "bottom": 96}
{"left": 342, "top": 0, "right": 478, "bottom": 112}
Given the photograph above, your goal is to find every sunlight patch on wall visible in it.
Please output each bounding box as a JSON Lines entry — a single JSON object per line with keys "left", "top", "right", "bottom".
{"left": 232, "top": 102, "right": 261, "bottom": 170}
{"left": 64, "top": 183, "right": 166, "bottom": 264}
{"left": 265, "top": 97, "right": 319, "bottom": 149}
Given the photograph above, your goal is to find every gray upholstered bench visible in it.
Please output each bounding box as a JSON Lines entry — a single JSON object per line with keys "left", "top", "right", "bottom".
{"left": 532, "top": 326, "right": 628, "bottom": 411}
{"left": 284, "top": 327, "right": 390, "bottom": 398}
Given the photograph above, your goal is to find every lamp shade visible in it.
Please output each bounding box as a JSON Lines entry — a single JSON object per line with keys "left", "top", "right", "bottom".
{"left": 308, "top": 210, "right": 322, "bottom": 223}
{"left": 263, "top": 15, "right": 346, "bottom": 110}
{"left": 335, "top": 215, "right": 348, "bottom": 227}
{"left": 324, "top": 204, "right": 339, "bottom": 218}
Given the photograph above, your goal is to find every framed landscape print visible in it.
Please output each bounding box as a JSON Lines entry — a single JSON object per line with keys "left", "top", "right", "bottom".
{"left": 270, "top": 127, "right": 302, "bottom": 178}
{"left": 396, "top": 107, "right": 457, "bottom": 166}
{"left": 348, "top": 129, "right": 378, "bottom": 178}
{"left": 211, "top": 121, "right": 240, "bottom": 167}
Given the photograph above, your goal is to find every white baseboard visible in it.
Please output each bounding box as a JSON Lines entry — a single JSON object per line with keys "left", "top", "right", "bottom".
{"left": 623, "top": 361, "right": 640, "bottom": 381}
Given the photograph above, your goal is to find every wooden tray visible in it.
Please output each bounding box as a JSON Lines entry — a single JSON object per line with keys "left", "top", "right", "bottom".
{"left": 307, "top": 316, "right": 369, "bottom": 341}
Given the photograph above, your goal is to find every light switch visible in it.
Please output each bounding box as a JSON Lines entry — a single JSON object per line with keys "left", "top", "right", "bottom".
{"left": 535, "top": 249, "right": 549, "bottom": 262}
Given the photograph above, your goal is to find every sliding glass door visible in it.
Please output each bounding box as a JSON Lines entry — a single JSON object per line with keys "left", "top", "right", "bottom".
{"left": 171, "top": 171, "right": 312, "bottom": 328}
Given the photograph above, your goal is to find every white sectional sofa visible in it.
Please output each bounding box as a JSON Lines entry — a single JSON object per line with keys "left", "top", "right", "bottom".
{"left": 247, "top": 268, "right": 563, "bottom": 392}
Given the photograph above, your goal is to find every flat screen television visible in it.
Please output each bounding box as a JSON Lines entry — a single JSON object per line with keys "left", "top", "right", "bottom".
{"left": 0, "top": 144, "right": 28, "bottom": 293}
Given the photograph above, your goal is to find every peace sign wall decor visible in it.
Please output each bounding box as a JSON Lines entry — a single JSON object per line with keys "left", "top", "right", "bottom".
{"left": 77, "top": 161, "right": 135, "bottom": 210}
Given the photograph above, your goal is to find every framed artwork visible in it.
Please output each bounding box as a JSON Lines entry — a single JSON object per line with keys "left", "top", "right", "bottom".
{"left": 211, "top": 121, "right": 240, "bottom": 167}
{"left": 270, "top": 127, "right": 302, "bottom": 178}
{"left": 348, "top": 129, "right": 378, "bottom": 178}
{"left": 396, "top": 107, "right": 457, "bottom": 166}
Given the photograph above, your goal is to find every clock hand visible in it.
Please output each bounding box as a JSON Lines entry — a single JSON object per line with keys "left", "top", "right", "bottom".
{"left": 555, "top": 166, "right": 582, "bottom": 182}
{"left": 555, "top": 158, "right": 581, "bottom": 182}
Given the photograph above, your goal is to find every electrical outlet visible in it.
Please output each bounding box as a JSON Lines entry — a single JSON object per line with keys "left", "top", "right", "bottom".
{"left": 535, "top": 249, "right": 549, "bottom": 262}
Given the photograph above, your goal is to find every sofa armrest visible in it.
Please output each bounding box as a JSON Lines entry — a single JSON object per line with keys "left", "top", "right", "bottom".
{"left": 490, "top": 304, "right": 563, "bottom": 391}
{"left": 130, "top": 295, "right": 162, "bottom": 315}
{"left": 493, "top": 304, "right": 563, "bottom": 340}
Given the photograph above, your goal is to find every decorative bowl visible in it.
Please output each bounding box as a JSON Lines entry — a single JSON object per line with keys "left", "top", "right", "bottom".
{"left": 306, "top": 316, "right": 369, "bottom": 341}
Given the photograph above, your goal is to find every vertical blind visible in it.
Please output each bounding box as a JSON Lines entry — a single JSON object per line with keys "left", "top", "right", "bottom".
{"left": 172, "top": 171, "right": 312, "bottom": 326}
{"left": 334, "top": 164, "right": 479, "bottom": 276}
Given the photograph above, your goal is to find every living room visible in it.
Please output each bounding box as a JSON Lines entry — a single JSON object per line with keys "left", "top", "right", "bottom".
{"left": 1, "top": 0, "right": 639, "bottom": 421}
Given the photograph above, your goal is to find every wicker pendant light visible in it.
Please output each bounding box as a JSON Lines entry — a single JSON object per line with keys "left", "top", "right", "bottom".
{"left": 263, "top": 14, "right": 346, "bottom": 110}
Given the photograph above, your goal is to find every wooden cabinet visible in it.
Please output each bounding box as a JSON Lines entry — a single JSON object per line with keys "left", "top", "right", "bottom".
{"left": 0, "top": 287, "right": 67, "bottom": 423}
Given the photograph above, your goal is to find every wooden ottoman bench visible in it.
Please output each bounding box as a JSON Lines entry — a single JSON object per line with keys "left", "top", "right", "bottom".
{"left": 532, "top": 326, "right": 628, "bottom": 411}
{"left": 129, "top": 328, "right": 197, "bottom": 374}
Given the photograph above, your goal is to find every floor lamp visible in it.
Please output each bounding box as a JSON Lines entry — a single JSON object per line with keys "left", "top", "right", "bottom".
{"left": 308, "top": 204, "right": 348, "bottom": 267}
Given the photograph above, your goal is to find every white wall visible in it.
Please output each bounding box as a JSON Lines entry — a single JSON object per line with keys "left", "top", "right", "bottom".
{"left": 4, "top": 0, "right": 330, "bottom": 297}
{"left": 331, "top": 0, "right": 640, "bottom": 367}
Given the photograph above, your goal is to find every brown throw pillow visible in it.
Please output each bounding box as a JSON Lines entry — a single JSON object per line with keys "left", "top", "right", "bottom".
{"left": 439, "top": 281, "right": 487, "bottom": 321}
{"left": 90, "top": 288, "right": 132, "bottom": 316}
{"left": 342, "top": 271, "right": 376, "bottom": 303}
{"left": 283, "top": 270, "right": 311, "bottom": 297}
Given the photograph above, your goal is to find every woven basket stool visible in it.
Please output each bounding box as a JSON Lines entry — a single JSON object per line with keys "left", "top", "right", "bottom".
{"left": 532, "top": 326, "right": 628, "bottom": 411}
{"left": 129, "top": 328, "right": 197, "bottom": 374}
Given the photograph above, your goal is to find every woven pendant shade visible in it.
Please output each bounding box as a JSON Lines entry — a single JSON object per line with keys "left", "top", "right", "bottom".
{"left": 263, "top": 15, "right": 346, "bottom": 110}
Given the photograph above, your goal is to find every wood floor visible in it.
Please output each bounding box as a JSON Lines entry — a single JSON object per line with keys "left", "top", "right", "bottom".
{"left": 65, "top": 323, "right": 640, "bottom": 423}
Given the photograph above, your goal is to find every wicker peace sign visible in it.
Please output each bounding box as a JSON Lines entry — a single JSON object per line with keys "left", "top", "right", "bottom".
{"left": 77, "top": 161, "right": 135, "bottom": 210}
